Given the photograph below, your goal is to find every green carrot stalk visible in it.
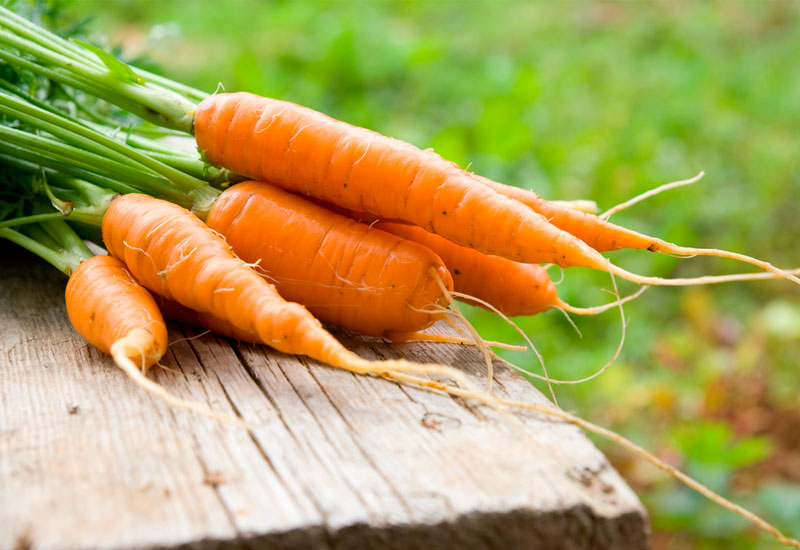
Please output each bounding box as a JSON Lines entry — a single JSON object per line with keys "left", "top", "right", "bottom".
{"left": 0, "top": 6, "right": 197, "bottom": 131}
{"left": 0, "top": 217, "right": 92, "bottom": 275}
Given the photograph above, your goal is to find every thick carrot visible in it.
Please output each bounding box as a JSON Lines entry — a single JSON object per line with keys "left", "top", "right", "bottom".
{"left": 101, "top": 193, "right": 486, "bottom": 389}
{"left": 65, "top": 254, "right": 167, "bottom": 370}
{"left": 194, "top": 93, "right": 616, "bottom": 271}
{"left": 205, "top": 180, "right": 453, "bottom": 340}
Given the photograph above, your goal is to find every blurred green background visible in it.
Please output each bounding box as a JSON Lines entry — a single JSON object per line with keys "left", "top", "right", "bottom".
{"left": 59, "top": 1, "right": 800, "bottom": 548}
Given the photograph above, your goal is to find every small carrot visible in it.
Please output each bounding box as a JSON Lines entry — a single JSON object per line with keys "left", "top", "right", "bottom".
{"left": 374, "top": 221, "right": 641, "bottom": 318}
{"left": 65, "top": 254, "right": 167, "bottom": 371}
{"left": 0, "top": 216, "right": 236, "bottom": 423}
{"left": 206, "top": 180, "right": 454, "bottom": 340}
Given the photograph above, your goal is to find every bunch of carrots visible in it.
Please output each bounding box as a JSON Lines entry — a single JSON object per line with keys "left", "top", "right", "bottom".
{"left": 1, "top": 6, "right": 799, "bottom": 546}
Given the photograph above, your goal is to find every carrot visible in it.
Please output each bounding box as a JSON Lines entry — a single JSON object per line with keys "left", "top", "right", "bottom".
{"left": 374, "top": 221, "right": 643, "bottom": 318}
{"left": 205, "top": 180, "right": 453, "bottom": 340}
{"left": 0, "top": 213, "right": 237, "bottom": 423}
{"left": 194, "top": 93, "right": 603, "bottom": 267}
{"left": 63, "top": 256, "right": 244, "bottom": 424}
{"left": 65, "top": 254, "right": 167, "bottom": 370}
{"left": 470, "top": 172, "right": 796, "bottom": 280}
{"left": 102, "top": 193, "right": 493, "bottom": 393}
{"left": 193, "top": 92, "right": 799, "bottom": 287}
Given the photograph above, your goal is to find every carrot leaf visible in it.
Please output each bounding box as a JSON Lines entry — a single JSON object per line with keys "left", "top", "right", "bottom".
{"left": 73, "top": 40, "right": 146, "bottom": 85}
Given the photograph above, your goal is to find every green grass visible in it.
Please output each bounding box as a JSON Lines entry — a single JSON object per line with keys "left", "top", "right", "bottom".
{"left": 60, "top": 1, "right": 800, "bottom": 547}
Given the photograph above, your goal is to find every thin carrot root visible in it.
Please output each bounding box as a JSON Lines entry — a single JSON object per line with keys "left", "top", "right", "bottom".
{"left": 429, "top": 269, "right": 498, "bottom": 394}
{"left": 600, "top": 171, "right": 705, "bottom": 220}
{"left": 110, "top": 330, "right": 248, "bottom": 429}
{"left": 499, "top": 271, "right": 628, "bottom": 386}
{"left": 442, "top": 313, "right": 469, "bottom": 335}
{"left": 606, "top": 260, "right": 800, "bottom": 287}
{"left": 385, "top": 369, "right": 800, "bottom": 549}
{"left": 646, "top": 267, "right": 800, "bottom": 284}
{"left": 556, "top": 286, "right": 648, "bottom": 316}
{"left": 340, "top": 351, "right": 524, "bottom": 429}
{"left": 453, "top": 269, "right": 628, "bottom": 388}
{"left": 396, "top": 331, "right": 527, "bottom": 351}
{"left": 596, "top": 174, "right": 800, "bottom": 285}
{"left": 655, "top": 245, "right": 800, "bottom": 285}
{"left": 598, "top": 172, "right": 797, "bottom": 286}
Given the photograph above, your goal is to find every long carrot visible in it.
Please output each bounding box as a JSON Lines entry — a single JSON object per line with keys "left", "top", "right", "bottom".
{"left": 194, "top": 93, "right": 609, "bottom": 268}
{"left": 192, "top": 92, "right": 799, "bottom": 286}
{"left": 205, "top": 180, "right": 453, "bottom": 340}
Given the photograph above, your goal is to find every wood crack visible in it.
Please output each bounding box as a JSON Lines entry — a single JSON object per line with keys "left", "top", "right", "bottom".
{"left": 302, "top": 362, "right": 417, "bottom": 520}
{"left": 230, "top": 342, "right": 331, "bottom": 524}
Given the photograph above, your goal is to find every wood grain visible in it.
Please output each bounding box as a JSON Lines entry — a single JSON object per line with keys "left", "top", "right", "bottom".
{"left": 0, "top": 243, "right": 650, "bottom": 550}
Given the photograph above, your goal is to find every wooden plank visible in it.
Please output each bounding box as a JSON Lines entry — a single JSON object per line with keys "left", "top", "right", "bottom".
{"left": 0, "top": 243, "right": 650, "bottom": 550}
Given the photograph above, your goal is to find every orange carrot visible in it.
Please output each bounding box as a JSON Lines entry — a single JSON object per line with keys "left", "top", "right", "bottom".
{"left": 64, "top": 254, "right": 235, "bottom": 422}
{"left": 194, "top": 93, "right": 618, "bottom": 270}
{"left": 194, "top": 92, "right": 798, "bottom": 286}
{"left": 374, "top": 221, "right": 638, "bottom": 318}
{"left": 101, "top": 193, "right": 491, "bottom": 391}
{"left": 206, "top": 180, "right": 453, "bottom": 340}
{"left": 470, "top": 173, "right": 795, "bottom": 279}
{"left": 65, "top": 255, "right": 167, "bottom": 371}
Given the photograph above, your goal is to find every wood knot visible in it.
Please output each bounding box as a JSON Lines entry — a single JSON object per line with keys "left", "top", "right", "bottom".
{"left": 421, "top": 412, "right": 461, "bottom": 431}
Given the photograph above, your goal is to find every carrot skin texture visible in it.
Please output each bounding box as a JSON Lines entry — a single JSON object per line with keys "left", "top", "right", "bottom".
{"left": 65, "top": 255, "right": 168, "bottom": 370}
{"left": 206, "top": 181, "right": 453, "bottom": 338}
{"left": 194, "top": 92, "right": 610, "bottom": 270}
{"left": 375, "top": 222, "right": 560, "bottom": 317}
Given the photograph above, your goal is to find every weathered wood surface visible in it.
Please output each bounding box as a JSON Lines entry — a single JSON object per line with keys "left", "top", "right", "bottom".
{"left": 1, "top": 244, "right": 650, "bottom": 550}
